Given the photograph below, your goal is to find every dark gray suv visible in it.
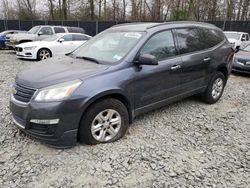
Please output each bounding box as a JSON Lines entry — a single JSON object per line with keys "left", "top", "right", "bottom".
{"left": 10, "top": 22, "right": 234, "bottom": 148}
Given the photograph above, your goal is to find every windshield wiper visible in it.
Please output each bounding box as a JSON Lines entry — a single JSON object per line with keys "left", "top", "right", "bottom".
{"left": 76, "top": 56, "right": 100, "bottom": 64}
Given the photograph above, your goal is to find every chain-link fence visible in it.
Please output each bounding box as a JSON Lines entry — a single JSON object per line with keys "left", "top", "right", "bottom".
{"left": 0, "top": 20, "right": 119, "bottom": 36}
{"left": 1, "top": 20, "right": 250, "bottom": 36}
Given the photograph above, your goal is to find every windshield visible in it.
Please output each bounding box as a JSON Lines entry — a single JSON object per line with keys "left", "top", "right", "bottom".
{"left": 72, "top": 31, "right": 144, "bottom": 64}
{"left": 0, "top": 31, "right": 7, "bottom": 35}
{"left": 224, "top": 32, "right": 241, "bottom": 40}
{"left": 28, "top": 26, "right": 41, "bottom": 34}
{"left": 42, "top": 35, "right": 60, "bottom": 41}
{"left": 241, "top": 44, "right": 250, "bottom": 52}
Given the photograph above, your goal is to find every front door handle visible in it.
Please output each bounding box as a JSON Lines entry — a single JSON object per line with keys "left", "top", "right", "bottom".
{"left": 203, "top": 57, "right": 211, "bottom": 62}
{"left": 171, "top": 65, "right": 181, "bottom": 70}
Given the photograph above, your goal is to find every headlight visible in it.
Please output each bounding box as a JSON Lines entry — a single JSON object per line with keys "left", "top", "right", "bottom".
{"left": 24, "top": 46, "right": 36, "bottom": 50}
{"left": 34, "top": 80, "right": 82, "bottom": 102}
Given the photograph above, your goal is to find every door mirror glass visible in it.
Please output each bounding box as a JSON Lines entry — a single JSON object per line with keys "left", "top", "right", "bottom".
{"left": 135, "top": 54, "right": 158, "bottom": 65}
{"left": 38, "top": 31, "right": 43, "bottom": 36}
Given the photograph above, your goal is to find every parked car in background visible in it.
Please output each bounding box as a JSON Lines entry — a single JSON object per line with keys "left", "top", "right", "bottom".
{"left": 15, "top": 33, "right": 91, "bottom": 60}
{"left": 224, "top": 31, "right": 249, "bottom": 49}
{"left": 0, "top": 30, "right": 26, "bottom": 48}
{"left": 10, "top": 22, "right": 234, "bottom": 148}
{"left": 233, "top": 43, "right": 250, "bottom": 74}
{"left": 6, "top": 25, "right": 85, "bottom": 49}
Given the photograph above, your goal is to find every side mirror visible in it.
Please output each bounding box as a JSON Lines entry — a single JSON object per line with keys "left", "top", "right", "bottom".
{"left": 234, "top": 48, "right": 240, "bottom": 53}
{"left": 58, "top": 38, "right": 64, "bottom": 43}
{"left": 38, "top": 31, "right": 43, "bottom": 36}
{"left": 135, "top": 54, "right": 158, "bottom": 66}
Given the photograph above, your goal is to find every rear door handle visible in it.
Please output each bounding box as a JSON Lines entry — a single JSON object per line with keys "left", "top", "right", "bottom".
{"left": 171, "top": 65, "right": 181, "bottom": 70}
{"left": 203, "top": 57, "right": 211, "bottom": 62}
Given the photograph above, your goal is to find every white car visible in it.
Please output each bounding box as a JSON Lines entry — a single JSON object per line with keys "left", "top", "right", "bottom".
{"left": 224, "top": 31, "right": 249, "bottom": 49}
{"left": 15, "top": 33, "right": 91, "bottom": 60}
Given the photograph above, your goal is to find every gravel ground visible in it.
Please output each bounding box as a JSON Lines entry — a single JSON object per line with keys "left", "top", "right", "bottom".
{"left": 0, "top": 50, "right": 250, "bottom": 188}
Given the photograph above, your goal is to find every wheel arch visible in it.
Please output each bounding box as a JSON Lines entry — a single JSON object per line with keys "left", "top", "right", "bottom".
{"left": 79, "top": 91, "right": 134, "bottom": 127}
{"left": 216, "top": 65, "right": 229, "bottom": 81}
{"left": 37, "top": 47, "right": 53, "bottom": 59}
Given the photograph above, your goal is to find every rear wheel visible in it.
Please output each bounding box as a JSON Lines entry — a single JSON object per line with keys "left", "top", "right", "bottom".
{"left": 202, "top": 72, "right": 226, "bottom": 104}
{"left": 78, "top": 98, "right": 129, "bottom": 145}
{"left": 37, "top": 48, "right": 51, "bottom": 60}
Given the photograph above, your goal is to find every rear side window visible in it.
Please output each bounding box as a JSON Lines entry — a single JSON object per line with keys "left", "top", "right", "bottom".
{"left": 54, "top": 27, "right": 66, "bottom": 33}
{"left": 73, "top": 34, "right": 90, "bottom": 41}
{"left": 199, "top": 28, "right": 225, "bottom": 48}
{"left": 246, "top": 34, "right": 249, "bottom": 41}
{"left": 140, "top": 30, "right": 176, "bottom": 60}
{"left": 176, "top": 28, "right": 224, "bottom": 54}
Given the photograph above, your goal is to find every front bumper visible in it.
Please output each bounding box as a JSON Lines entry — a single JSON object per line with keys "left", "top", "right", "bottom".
{"left": 9, "top": 95, "right": 85, "bottom": 148}
{"left": 232, "top": 61, "right": 250, "bottom": 74}
{"left": 5, "top": 41, "right": 17, "bottom": 49}
{"left": 16, "top": 49, "right": 37, "bottom": 60}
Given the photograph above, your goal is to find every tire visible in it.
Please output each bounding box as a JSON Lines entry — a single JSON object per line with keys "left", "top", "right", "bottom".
{"left": 78, "top": 98, "right": 129, "bottom": 145}
{"left": 202, "top": 72, "right": 226, "bottom": 104}
{"left": 37, "top": 48, "right": 51, "bottom": 60}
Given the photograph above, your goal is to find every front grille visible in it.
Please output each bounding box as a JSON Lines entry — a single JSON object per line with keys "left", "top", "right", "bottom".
{"left": 15, "top": 47, "right": 23, "bottom": 52}
{"left": 237, "top": 59, "right": 250, "bottom": 66}
{"left": 13, "top": 83, "right": 36, "bottom": 103}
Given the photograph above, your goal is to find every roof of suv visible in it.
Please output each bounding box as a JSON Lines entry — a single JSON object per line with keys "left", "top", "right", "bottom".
{"left": 110, "top": 21, "right": 219, "bottom": 32}
{"left": 224, "top": 31, "right": 249, "bottom": 34}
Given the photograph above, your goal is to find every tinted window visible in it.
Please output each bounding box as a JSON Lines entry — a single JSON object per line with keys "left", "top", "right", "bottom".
{"left": 61, "top": 34, "right": 73, "bottom": 41}
{"left": 176, "top": 28, "right": 224, "bottom": 54}
{"left": 54, "top": 27, "right": 65, "bottom": 33}
{"left": 140, "top": 30, "right": 176, "bottom": 60}
{"left": 73, "top": 34, "right": 90, "bottom": 41}
{"left": 67, "top": 27, "right": 85, "bottom": 34}
{"left": 39, "top": 27, "right": 53, "bottom": 35}
{"left": 199, "top": 28, "right": 224, "bottom": 48}
{"left": 246, "top": 34, "right": 249, "bottom": 41}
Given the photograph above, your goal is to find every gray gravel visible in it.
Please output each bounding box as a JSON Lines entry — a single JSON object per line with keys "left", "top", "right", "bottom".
{"left": 0, "top": 50, "right": 250, "bottom": 187}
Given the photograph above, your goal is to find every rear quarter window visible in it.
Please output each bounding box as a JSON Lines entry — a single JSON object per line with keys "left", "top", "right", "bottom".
{"left": 67, "top": 27, "right": 85, "bottom": 34}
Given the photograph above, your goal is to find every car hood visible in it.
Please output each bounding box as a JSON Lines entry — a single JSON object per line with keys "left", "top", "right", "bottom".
{"left": 228, "top": 38, "right": 239, "bottom": 43}
{"left": 16, "top": 41, "right": 51, "bottom": 48}
{"left": 9, "top": 33, "right": 36, "bottom": 40}
{"left": 16, "top": 56, "right": 110, "bottom": 89}
{"left": 235, "top": 50, "right": 250, "bottom": 60}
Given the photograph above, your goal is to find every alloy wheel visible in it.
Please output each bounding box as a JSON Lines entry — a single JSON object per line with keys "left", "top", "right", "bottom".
{"left": 91, "top": 109, "right": 121, "bottom": 142}
{"left": 211, "top": 78, "right": 223, "bottom": 99}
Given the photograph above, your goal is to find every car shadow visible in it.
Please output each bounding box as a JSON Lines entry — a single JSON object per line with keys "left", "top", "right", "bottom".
{"left": 132, "top": 95, "right": 204, "bottom": 124}
{"left": 232, "top": 72, "right": 250, "bottom": 78}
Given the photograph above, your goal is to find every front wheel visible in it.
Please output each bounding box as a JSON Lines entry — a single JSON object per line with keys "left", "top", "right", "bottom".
{"left": 37, "top": 48, "right": 51, "bottom": 60}
{"left": 202, "top": 72, "right": 226, "bottom": 104}
{"left": 78, "top": 98, "right": 129, "bottom": 145}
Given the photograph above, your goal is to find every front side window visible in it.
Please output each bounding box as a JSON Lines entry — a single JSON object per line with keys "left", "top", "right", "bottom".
{"left": 61, "top": 34, "right": 73, "bottom": 41}
{"left": 39, "top": 27, "right": 53, "bottom": 35}
{"left": 140, "top": 30, "right": 176, "bottom": 60}
{"left": 72, "top": 31, "right": 144, "bottom": 64}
